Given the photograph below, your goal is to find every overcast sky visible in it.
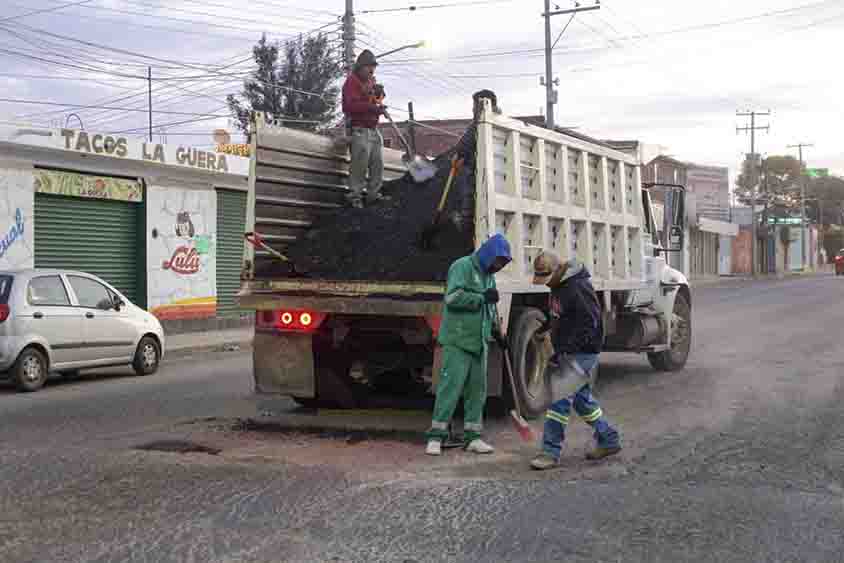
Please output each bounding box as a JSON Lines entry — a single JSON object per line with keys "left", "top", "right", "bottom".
{"left": 1, "top": 0, "right": 843, "bottom": 184}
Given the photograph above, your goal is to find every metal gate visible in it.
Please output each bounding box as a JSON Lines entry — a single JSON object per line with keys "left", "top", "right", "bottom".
{"left": 215, "top": 189, "right": 248, "bottom": 317}
{"left": 34, "top": 189, "right": 144, "bottom": 306}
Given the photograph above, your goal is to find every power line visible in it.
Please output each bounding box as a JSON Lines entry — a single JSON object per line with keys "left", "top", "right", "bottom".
{"left": 361, "top": 0, "right": 518, "bottom": 14}
{"left": 0, "top": 97, "right": 234, "bottom": 117}
{"left": 0, "top": 0, "right": 93, "bottom": 23}
{"left": 380, "top": 0, "right": 839, "bottom": 65}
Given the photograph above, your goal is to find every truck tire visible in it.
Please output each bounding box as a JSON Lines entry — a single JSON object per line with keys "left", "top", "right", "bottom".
{"left": 508, "top": 307, "right": 554, "bottom": 419}
{"left": 648, "top": 291, "right": 691, "bottom": 371}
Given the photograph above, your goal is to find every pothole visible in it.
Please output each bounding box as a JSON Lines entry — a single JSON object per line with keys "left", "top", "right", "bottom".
{"left": 135, "top": 440, "right": 221, "bottom": 455}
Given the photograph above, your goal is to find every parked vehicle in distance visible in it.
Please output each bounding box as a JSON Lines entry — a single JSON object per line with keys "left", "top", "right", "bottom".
{"left": 835, "top": 250, "right": 844, "bottom": 276}
{"left": 0, "top": 270, "right": 165, "bottom": 392}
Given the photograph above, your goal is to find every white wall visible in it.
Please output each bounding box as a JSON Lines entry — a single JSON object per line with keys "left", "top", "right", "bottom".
{"left": 146, "top": 183, "right": 218, "bottom": 320}
{"left": 0, "top": 162, "right": 34, "bottom": 270}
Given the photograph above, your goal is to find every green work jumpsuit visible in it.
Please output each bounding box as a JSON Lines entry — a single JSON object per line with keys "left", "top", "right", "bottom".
{"left": 426, "top": 253, "right": 499, "bottom": 444}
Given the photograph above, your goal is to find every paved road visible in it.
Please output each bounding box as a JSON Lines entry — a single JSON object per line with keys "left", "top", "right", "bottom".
{"left": 2, "top": 275, "right": 843, "bottom": 563}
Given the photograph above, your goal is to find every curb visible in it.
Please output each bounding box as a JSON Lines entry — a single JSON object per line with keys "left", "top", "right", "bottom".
{"left": 163, "top": 337, "right": 254, "bottom": 363}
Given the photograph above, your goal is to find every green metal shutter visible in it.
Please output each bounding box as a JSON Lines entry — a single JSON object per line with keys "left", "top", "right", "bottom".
{"left": 34, "top": 193, "right": 143, "bottom": 306}
{"left": 216, "top": 189, "right": 248, "bottom": 317}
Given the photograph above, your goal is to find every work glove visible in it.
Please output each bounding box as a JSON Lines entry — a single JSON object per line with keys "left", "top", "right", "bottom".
{"left": 484, "top": 288, "right": 499, "bottom": 304}
{"left": 373, "top": 83, "right": 385, "bottom": 98}
{"left": 536, "top": 317, "right": 552, "bottom": 336}
{"left": 494, "top": 328, "right": 508, "bottom": 350}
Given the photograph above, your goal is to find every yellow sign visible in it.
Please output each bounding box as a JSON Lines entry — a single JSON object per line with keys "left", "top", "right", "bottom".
{"left": 216, "top": 143, "right": 250, "bottom": 157}
{"left": 33, "top": 169, "right": 143, "bottom": 202}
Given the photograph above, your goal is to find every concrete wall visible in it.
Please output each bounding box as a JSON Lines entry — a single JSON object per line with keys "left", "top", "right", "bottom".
{"left": 733, "top": 228, "right": 753, "bottom": 275}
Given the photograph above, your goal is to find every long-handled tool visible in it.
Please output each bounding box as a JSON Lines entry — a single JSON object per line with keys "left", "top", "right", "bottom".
{"left": 244, "top": 231, "right": 305, "bottom": 277}
{"left": 420, "top": 155, "right": 462, "bottom": 249}
{"left": 383, "top": 109, "right": 438, "bottom": 183}
{"left": 501, "top": 341, "right": 536, "bottom": 443}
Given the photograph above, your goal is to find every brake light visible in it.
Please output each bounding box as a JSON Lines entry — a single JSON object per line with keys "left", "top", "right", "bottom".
{"left": 0, "top": 304, "right": 8, "bottom": 323}
{"left": 836, "top": 256, "right": 844, "bottom": 263}
{"left": 256, "top": 310, "right": 327, "bottom": 332}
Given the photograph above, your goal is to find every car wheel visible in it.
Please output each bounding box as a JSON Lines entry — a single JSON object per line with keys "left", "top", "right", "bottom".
{"left": 133, "top": 336, "right": 161, "bottom": 376}
{"left": 14, "top": 348, "right": 49, "bottom": 392}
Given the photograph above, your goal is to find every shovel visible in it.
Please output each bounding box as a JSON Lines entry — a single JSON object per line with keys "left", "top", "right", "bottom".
{"left": 383, "top": 109, "right": 438, "bottom": 183}
{"left": 244, "top": 231, "right": 305, "bottom": 277}
{"left": 420, "top": 155, "right": 462, "bottom": 250}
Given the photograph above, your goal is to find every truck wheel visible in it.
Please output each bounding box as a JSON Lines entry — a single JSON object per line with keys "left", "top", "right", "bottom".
{"left": 648, "top": 292, "right": 691, "bottom": 371}
{"left": 508, "top": 307, "right": 554, "bottom": 419}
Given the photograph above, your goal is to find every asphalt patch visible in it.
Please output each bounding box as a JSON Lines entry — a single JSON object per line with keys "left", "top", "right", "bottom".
{"left": 262, "top": 160, "right": 475, "bottom": 282}
{"left": 230, "top": 417, "right": 424, "bottom": 444}
{"left": 134, "top": 440, "right": 222, "bottom": 455}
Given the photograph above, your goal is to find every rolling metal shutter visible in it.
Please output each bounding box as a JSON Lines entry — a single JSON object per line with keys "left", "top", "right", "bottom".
{"left": 34, "top": 193, "right": 144, "bottom": 306}
{"left": 215, "top": 189, "right": 247, "bottom": 317}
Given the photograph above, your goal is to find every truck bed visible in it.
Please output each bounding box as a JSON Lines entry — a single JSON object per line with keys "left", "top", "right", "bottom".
{"left": 239, "top": 278, "right": 445, "bottom": 316}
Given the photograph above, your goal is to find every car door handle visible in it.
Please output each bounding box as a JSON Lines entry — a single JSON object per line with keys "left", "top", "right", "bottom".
{"left": 33, "top": 312, "right": 44, "bottom": 319}
{"left": 86, "top": 312, "right": 95, "bottom": 319}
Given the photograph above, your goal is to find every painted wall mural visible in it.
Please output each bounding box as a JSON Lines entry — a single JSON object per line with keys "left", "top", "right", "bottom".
{"left": 0, "top": 165, "right": 34, "bottom": 270}
{"left": 147, "top": 185, "right": 217, "bottom": 320}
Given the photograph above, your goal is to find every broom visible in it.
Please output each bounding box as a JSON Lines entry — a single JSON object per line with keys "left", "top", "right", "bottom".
{"left": 500, "top": 340, "right": 535, "bottom": 442}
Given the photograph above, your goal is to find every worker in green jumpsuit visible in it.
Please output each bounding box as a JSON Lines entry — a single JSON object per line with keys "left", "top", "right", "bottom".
{"left": 426, "top": 234, "right": 512, "bottom": 456}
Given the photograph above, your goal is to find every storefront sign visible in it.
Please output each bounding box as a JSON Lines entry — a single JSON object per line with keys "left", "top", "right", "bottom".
{"left": 1, "top": 126, "right": 249, "bottom": 177}
{"left": 0, "top": 208, "right": 24, "bottom": 261}
{"left": 216, "top": 143, "right": 250, "bottom": 157}
{"left": 33, "top": 169, "right": 143, "bottom": 202}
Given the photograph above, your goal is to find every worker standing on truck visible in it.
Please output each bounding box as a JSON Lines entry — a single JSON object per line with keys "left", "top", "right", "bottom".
{"left": 426, "top": 233, "right": 512, "bottom": 456}
{"left": 342, "top": 49, "right": 386, "bottom": 209}
{"left": 451, "top": 90, "right": 500, "bottom": 230}
{"left": 529, "top": 251, "right": 622, "bottom": 470}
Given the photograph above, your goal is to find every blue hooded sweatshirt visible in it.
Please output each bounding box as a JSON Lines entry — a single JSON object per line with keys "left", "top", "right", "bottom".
{"left": 438, "top": 234, "right": 512, "bottom": 353}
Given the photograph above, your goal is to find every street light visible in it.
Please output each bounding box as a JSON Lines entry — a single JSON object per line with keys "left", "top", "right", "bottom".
{"left": 376, "top": 40, "right": 427, "bottom": 60}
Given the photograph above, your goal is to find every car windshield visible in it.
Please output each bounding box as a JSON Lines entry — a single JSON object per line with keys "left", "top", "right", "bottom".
{"left": 0, "top": 275, "right": 11, "bottom": 304}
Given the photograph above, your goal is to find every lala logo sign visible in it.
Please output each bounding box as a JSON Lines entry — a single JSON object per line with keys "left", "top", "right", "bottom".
{"left": 163, "top": 246, "right": 200, "bottom": 275}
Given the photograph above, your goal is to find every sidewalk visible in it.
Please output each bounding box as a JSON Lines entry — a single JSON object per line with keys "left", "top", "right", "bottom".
{"left": 164, "top": 327, "right": 254, "bottom": 360}
{"left": 692, "top": 269, "right": 833, "bottom": 287}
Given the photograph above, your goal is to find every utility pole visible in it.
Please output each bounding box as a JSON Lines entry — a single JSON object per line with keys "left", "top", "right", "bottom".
{"left": 737, "top": 110, "right": 770, "bottom": 277}
{"left": 147, "top": 66, "right": 153, "bottom": 142}
{"left": 407, "top": 101, "right": 417, "bottom": 153}
{"left": 343, "top": 0, "right": 356, "bottom": 73}
{"left": 542, "top": 1, "right": 599, "bottom": 130}
{"left": 787, "top": 142, "right": 813, "bottom": 271}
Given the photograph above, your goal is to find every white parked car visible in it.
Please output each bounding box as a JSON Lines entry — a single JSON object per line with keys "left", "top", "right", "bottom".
{"left": 0, "top": 269, "right": 165, "bottom": 392}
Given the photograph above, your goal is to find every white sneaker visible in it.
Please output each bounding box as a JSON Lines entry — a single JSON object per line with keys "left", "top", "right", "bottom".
{"left": 465, "top": 439, "right": 495, "bottom": 454}
{"left": 426, "top": 439, "right": 442, "bottom": 456}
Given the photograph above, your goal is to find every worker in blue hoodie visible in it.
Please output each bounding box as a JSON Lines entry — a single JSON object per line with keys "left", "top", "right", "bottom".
{"left": 530, "top": 250, "right": 621, "bottom": 470}
{"left": 426, "top": 234, "right": 512, "bottom": 456}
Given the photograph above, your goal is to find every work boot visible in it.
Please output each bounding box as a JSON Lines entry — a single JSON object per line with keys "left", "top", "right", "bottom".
{"left": 530, "top": 452, "right": 560, "bottom": 471}
{"left": 465, "top": 439, "right": 494, "bottom": 454}
{"left": 585, "top": 445, "right": 622, "bottom": 461}
{"left": 425, "top": 439, "right": 442, "bottom": 456}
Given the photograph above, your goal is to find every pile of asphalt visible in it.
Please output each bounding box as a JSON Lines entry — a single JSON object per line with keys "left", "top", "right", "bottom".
{"left": 270, "top": 164, "right": 474, "bottom": 282}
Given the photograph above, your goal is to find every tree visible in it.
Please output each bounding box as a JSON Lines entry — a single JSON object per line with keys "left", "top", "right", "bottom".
{"left": 734, "top": 155, "right": 803, "bottom": 213}
{"left": 228, "top": 33, "right": 342, "bottom": 137}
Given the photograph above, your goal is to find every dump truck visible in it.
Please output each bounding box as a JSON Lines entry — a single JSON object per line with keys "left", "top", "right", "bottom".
{"left": 239, "top": 101, "right": 691, "bottom": 417}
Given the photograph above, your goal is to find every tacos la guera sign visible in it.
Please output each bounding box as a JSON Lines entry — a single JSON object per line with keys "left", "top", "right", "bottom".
{"left": 59, "top": 129, "right": 231, "bottom": 173}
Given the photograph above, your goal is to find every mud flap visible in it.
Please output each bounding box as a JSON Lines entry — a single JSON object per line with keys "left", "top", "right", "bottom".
{"left": 253, "top": 331, "right": 314, "bottom": 397}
